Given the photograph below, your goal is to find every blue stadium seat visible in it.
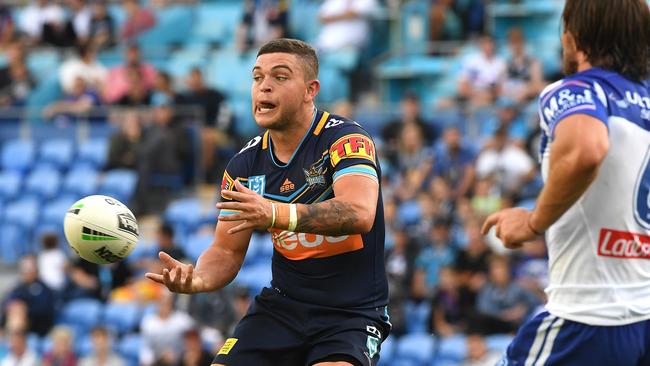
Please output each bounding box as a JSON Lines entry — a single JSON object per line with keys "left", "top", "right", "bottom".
{"left": 0, "top": 170, "right": 22, "bottom": 200}
{"left": 77, "top": 138, "right": 109, "bottom": 169}
{"left": 4, "top": 198, "right": 39, "bottom": 229}
{"left": 98, "top": 169, "right": 138, "bottom": 204}
{"left": 62, "top": 168, "right": 99, "bottom": 198}
{"left": 395, "top": 333, "right": 436, "bottom": 365}
{"left": 486, "top": 334, "right": 514, "bottom": 353}
{"left": 165, "top": 198, "right": 204, "bottom": 238}
{"left": 24, "top": 167, "right": 61, "bottom": 200}
{"left": 59, "top": 299, "right": 103, "bottom": 335}
{"left": 184, "top": 232, "right": 213, "bottom": 262}
{"left": 42, "top": 197, "right": 77, "bottom": 226}
{"left": 246, "top": 232, "right": 273, "bottom": 265}
{"left": 75, "top": 334, "right": 94, "bottom": 357}
{"left": 234, "top": 262, "right": 272, "bottom": 296}
{"left": 0, "top": 224, "right": 26, "bottom": 263}
{"left": 435, "top": 335, "right": 467, "bottom": 364}
{"left": 118, "top": 333, "right": 142, "bottom": 366}
{"left": 26, "top": 74, "right": 63, "bottom": 121}
{"left": 103, "top": 302, "right": 141, "bottom": 335}
{"left": 404, "top": 301, "right": 431, "bottom": 334}
{"left": 378, "top": 335, "right": 395, "bottom": 366}
{"left": 192, "top": 2, "right": 243, "bottom": 45}
{"left": 1, "top": 139, "right": 35, "bottom": 174}
{"left": 137, "top": 5, "right": 193, "bottom": 49}
{"left": 39, "top": 138, "right": 74, "bottom": 170}
{"left": 27, "top": 49, "right": 60, "bottom": 81}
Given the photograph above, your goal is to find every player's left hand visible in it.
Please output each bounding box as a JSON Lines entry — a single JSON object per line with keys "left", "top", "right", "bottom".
{"left": 216, "top": 180, "right": 273, "bottom": 234}
{"left": 481, "top": 207, "right": 541, "bottom": 249}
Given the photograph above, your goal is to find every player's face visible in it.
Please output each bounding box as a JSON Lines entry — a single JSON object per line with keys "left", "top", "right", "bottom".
{"left": 251, "top": 53, "right": 314, "bottom": 130}
{"left": 561, "top": 30, "right": 579, "bottom": 75}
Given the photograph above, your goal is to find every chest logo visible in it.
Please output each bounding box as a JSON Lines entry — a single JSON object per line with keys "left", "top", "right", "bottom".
{"left": 304, "top": 165, "right": 327, "bottom": 188}
{"left": 248, "top": 175, "right": 266, "bottom": 195}
{"left": 280, "top": 178, "right": 295, "bottom": 193}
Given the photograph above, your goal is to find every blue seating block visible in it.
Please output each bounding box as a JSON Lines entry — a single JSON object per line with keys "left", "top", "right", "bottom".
{"left": 0, "top": 170, "right": 21, "bottom": 200}
{"left": 62, "top": 168, "right": 99, "bottom": 198}
{"left": 1, "top": 139, "right": 35, "bottom": 173}
{"left": 164, "top": 198, "right": 204, "bottom": 236}
{"left": 77, "top": 138, "right": 109, "bottom": 169}
{"left": 40, "top": 138, "right": 74, "bottom": 170}
{"left": 98, "top": 169, "right": 138, "bottom": 204}
{"left": 395, "top": 333, "right": 436, "bottom": 365}
{"left": 185, "top": 232, "right": 213, "bottom": 262}
{"left": 59, "top": 299, "right": 103, "bottom": 334}
{"left": 24, "top": 167, "right": 61, "bottom": 200}
{"left": 103, "top": 302, "right": 141, "bottom": 335}
{"left": 4, "top": 198, "right": 39, "bottom": 229}
{"left": 118, "top": 333, "right": 142, "bottom": 366}
{"left": 436, "top": 335, "right": 467, "bottom": 364}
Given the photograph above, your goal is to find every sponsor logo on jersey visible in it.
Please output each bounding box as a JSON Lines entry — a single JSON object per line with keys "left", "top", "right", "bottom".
{"left": 280, "top": 178, "right": 295, "bottom": 193}
{"left": 220, "top": 171, "right": 235, "bottom": 199}
{"left": 269, "top": 229, "right": 364, "bottom": 260}
{"left": 543, "top": 87, "right": 595, "bottom": 123}
{"left": 329, "top": 133, "right": 376, "bottom": 167}
{"left": 248, "top": 175, "right": 266, "bottom": 195}
{"left": 218, "top": 338, "right": 238, "bottom": 355}
{"left": 117, "top": 212, "right": 138, "bottom": 237}
{"left": 303, "top": 165, "right": 327, "bottom": 188}
{"left": 324, "top": 117, "right": 345, "bottom": 129}
{"left": 598, "top": 228, "right": 650, "bottom": 259}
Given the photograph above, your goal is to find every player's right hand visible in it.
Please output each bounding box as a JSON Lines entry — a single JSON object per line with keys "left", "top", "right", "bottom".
{"left": 144, "top": 252, "right": 206, "bottom": 294}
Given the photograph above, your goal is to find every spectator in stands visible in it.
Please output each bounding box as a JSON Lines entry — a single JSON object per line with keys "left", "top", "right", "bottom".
{"left": 458, "top": 35, "right": 506, "bottom": 107}
{"left": 430, "top": 267, "right": 474, "bottom": 337}
{"left": 177, "top": 329, "right": 213, "bottom": 366}
{"left": 156, "top": 224, "right": 187, "bottom": 261}
{"left": 432, "top": 126, "right": 476, "bottom": 200}
{"left": 475, "top": 126, "right": 536, "bottom": 198}
{"left": 502, "top": 28, "right": 545, "bottom": 103}
{"left": 236, "top": 0, "right": 289, "bottom": 53}
{"left": 120, "top": 0, "right": 156, "bottom": 42}
{"left": 385, "top": 226, "right": 418, "bottom": 336}
{"left": 454, "top": 218, "right": 491, "bottom": 299}
{"left": 187, "top": 289, "right": 236, "bottom": 340}
{"left": 0, "top": 42, "right": 34, "bottom": 107}
{"left": 107, "top": 110, "right": 142, "bottom": 170}
{"left": 3, "top": 301, "right": 28, "bottom": 334}
{"left": 461, "top": 332, "right": 502, "bottom": 366}
{"left": 0, "top": 6, "right": 16, "bottom": 52}
{"left": 0, "top": 330, "right": 38, "bottom": 366}
{"left": 316, "top": 0, "right": 378, "bottom": 53}
{"left": 135, "top": 99, "right": 192, "bottom": 214}
{"left": 115, "top": 67, "right": 152, "bottom": 107}
{"left": 67, "top": 0, "right": 92, "bottom": 46}
{"left": 104, "top": 44, "right": 157, "bottom": 103}
{"left": 512, "top": 237, "right": 548, "bottom": 304}
{"left": 43, "top": 76, "right": 102, "bottom": 125}
{"left": 78, "top": 326, "right": 125, "bottom": 366}
{"left": 475, "top": 255, "right": 538, "bottom": 334}
{"left": 140, "top": 290, "right": 194, "bottom": 366}
{"left": 382, "top": 92, "right": 437, "bottom": 151}
{"left": 42, "top": 326, "right": 77, "bottom": 366}
{"left": 412, "top": 217, "right": 456, "bottom": 299}
{"left": 151, "top": 71, "right": 177, "bottom": 107}
{"left": 393, "top": 123, "right": 434, "bottom": 202}
{"left": 65, "top": 257, "right": 133, "bottom": 302}
{"left": 36, "top": 233, "right": 68, "bottom": 293}
{"left": 176, "top": 68, "right": 230, "bottom": 182}
{"left": 19, "top": 0, "right": 68, "bottom": 46}
{"left": 88, "top": 0, "right": 115, "bottom": 50}
{"left": 429, "top": 0, "right": 463, "bottom": 42}
{"left": 470, "top": 177, "right": 502, "bottom": 217}
{"left": 227, "top": 287, "right": 251, "bottom": 336}
{"left": 2, "top": 256, "right": 55, "bottom": 337}
{"left": 59, "top": 43, "right": 107, "bottom": 95}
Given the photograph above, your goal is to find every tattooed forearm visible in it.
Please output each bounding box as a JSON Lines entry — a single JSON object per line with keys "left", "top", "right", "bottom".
{"left": 295, "top": 200, "right": 361, "bottom": 236}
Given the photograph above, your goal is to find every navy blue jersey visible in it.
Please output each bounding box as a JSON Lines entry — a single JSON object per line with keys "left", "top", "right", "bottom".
{"left": 220, "top": 109, "right": 389, "bottom": 309}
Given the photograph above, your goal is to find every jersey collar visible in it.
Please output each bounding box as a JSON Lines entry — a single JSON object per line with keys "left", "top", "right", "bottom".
{"left": 267, "top": 107, "right": 319, "bottom": 168}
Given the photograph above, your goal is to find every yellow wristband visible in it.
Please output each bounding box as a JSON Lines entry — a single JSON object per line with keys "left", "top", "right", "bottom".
{"left": 270, "top": 202, "right": 276, "bottom": 228}
{"left": 287, "top": 204, "right": 298, "bottom": 232}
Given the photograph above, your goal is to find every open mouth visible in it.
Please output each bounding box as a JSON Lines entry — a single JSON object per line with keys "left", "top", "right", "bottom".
{"left": 257, "top": 102, "right": 277, "bottom": 113}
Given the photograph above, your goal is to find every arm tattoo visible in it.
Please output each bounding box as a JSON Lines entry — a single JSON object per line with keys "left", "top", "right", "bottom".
{"left": 295, "top": 201, "right": 360, "bottom": 236}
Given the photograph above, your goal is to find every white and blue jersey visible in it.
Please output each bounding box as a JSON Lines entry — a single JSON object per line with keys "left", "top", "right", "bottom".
{"left": 502, "top": 68, "right": 650, "bottom": 365}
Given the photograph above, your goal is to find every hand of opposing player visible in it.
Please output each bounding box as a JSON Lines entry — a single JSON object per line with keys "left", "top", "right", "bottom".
{"left": 481, "top": 208, "right": 541, "bottom": 249}
{"left": 144, "top": 252, "right": 206, "bottom": 294}
{"left": 216, "top": 180, "right": 274, "bottom": 234}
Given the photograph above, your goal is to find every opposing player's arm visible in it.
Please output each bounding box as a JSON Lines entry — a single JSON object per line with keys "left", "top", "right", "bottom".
{"left": 528, "top": 114, "right": 609, "bottom": 232}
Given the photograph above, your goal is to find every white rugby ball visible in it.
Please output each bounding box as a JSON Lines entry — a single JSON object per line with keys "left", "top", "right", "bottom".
{"left": 63, "top": 195, "right": 138, "bottom": 264}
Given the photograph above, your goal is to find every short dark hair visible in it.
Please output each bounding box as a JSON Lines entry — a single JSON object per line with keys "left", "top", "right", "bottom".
{"left": 562, "top": 0, "right": 650, "bottom": 81}
{"left": 257, "top": 38, "right": 319, "bottom": 80}
{"left": 159, "top": 223, "right": 174, "bottom": 238}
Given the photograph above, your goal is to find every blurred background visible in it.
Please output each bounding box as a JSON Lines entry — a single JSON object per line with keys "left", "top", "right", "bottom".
{"left": 0, "top": 0, "right": 567, "bottom": 365}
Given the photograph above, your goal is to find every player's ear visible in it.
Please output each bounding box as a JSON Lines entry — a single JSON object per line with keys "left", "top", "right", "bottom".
{"left": 305, "top": 79, "right": 320, "bottom": 102}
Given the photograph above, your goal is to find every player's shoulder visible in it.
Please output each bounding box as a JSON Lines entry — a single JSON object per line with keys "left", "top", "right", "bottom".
{"left": 316, "top": 111, "right": 373, "bottom": 141}
{"left": 225, "top": 132, "right": 264, "bottom": 173}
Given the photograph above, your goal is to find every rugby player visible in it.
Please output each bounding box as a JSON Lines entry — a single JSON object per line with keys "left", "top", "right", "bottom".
{"left": 146, "top": 38, "right": 390, "bottom": 366}
{"left": 482, "top": 0, "right": 650, "bottom": 364}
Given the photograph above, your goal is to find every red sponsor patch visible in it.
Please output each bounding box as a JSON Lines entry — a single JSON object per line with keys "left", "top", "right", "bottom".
{"left": 220, "top": 171, "right": 235, "bottom": 199}
{"left": 598, "top": 228, "right": 650, "bottom": 259}
{"left": 329, "top": 134, "right": 376, "bottom": 167}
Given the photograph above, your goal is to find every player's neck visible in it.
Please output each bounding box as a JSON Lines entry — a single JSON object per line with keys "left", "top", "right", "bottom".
{"left": 269, "top": 106, "right": 315, "bottom": 163}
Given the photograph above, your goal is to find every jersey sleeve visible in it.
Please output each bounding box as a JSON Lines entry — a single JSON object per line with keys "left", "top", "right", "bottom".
{"left": 327, "top": 124, "right": 379, "bottom": 184}
{"left": 539, "top": 79, "right": 609, "bottom": 137}
{"left": 219, "top": 153, "right": 250, "bottom": 217}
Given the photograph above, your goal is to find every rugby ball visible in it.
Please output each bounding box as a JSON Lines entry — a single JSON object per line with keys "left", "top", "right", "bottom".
{"left": 63, "top": 195, "right": 138, "bottom": 264}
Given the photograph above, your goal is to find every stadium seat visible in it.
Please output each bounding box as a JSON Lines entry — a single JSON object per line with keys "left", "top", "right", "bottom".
{"left": 42, "top": 197, "right": 77, "bottom": 226}
{"left": 0, "top": 224, "right": 26, "bottom": 263}
{"left": 395, "top": 333, "right": 436, "bottom": 365}
{"left": 435, "top": 335, "right": 467, "bottom": 364}
{"left": 378, "top": 335, "right": 395, "bottom": 366}
{"left": 136, "top": 5, "right": 193, "bottom": 49}
{"left": 59, "top": 299, "right": 103, "bottom": 335}
{"left": 164, "top": 198, "right": 204, "bottom": 238}
{"left": 4, "top": 198, "right": 39, "bottom": 229}
{"left": 234, "top": 262, "right": 272, "bottom": 296}
{"left": 184, "top": 232, "right": 213, "bottom": 262}
{"left": 103, "top": 302, "right": 141, "bottom": 335}
{"left": 486, "top": 334, "right": 514, "bottom": 353}
{"left": 62, "top": 168, "right": 99, "bottom": 198}
{"left": 24, "top": 167, "right": 61, "bottom": 200}
{"left": 0, "top": 170, "right": 22, "bottom": 200}
{"left": 404, "top": 301, "right": 432, "bottom": 334}
{"left": 118, "top": 333, "right": 142, "bottom": 366}
{"left": 98, "top": 169, "right": 138, "bottom": 204}
{"left": 39, "top": 138, "right": 74, "bottom": 170}
{"left": 1, "top": 139, "right": 35, "bottom": 174}
{"left": 192, "top": 2, "right": 243, "bottom": 45}
{"left": 77, "top": 138, "right": 109, "bottom": 169}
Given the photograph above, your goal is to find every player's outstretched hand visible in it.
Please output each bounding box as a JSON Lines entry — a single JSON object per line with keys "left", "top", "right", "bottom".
{"left": 481, "top": 207, "right": 541, "bottom": 249}
{"left": 216, "top": 180, "right": 273, "bottom": 234}
{"left": 144, "top": 252, "right": 206, "bottom": 294}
